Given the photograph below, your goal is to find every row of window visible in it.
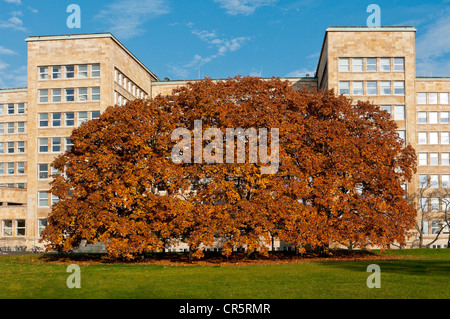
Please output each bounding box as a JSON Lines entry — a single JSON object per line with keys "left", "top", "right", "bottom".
{"left": 417, "top": 132, "right": 450, "bottom": 145}
{"left": 38, "top": 111, "right": 100, "bottom": 128}
{"left": 0, "top": 103, "right": 26, "bottom": 115}
{"left": 38, "top": 191, "right": 59, "bottom": 208}
{"left": 0, "top": 141, "right": 26, "bottom": 154}
{"left": 0, "top": 183, "right": 25, "bottom": 189}
{"left": 419, "top": 198, "right": 450, "bottom": 212}
{"left": 421, "top": 220, "right": 450, "bottom": 235}
{"left": 114, "top": 91, "right": 130, "bottom": 106}
{"left": 0, "top": 122, "right": 26, "bottom": 134}
{"left": 38, "top": 137, "right": 72, "bottom": 153}
{"left": 338, "top": 57, "right": 405, "bottom": 72}
{"left": 38, "top": 87, "right": 100, "bottom": 103}
{"left": 39, "top": 64, "right": 100, "bottom": 80}
{"left": 418, "top": 153, "right": 450, "bottom": 166}
{"left": 418, "top": 112, "right": 449, "bottom": 124}
{"left": 417, "top": 92, "right": 449, "bottom": 105}
{"left": 339, "top": 81, "right": 405, "bottom": 96}
{"left": 378, "top": 105, "right": 405, "bottom": 121}
{"left": 114, "top": 68, "right": 148, "bottom": 99}
{"left": 0, "top": 162, "right": 25, "bottom": 175}
{"left": 419, "top": 174, "right": 450, "bottom": 188}
{"left": 1, "top": 219, "right": 47, "bottom": 237}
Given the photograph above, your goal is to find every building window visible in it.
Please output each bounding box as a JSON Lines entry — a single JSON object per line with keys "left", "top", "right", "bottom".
{"left": 394, "top": 81, "right": 405, "bottom": 95}
{"left": 91, "top": 64, "right": 100, "bottom": 77}
{"left": 39, "top": 113, "right": 49, "bottom": 127}
{"left": 65, "top": 137, "right": 73, "bottom": 151}
{"left": 2, "top": 220, "right": 12, "bottom": 237}
{"left": 380, "top": 105, "right": 391, "bottom": 115}
{"left": 7, "top": 142, "right": 14, "bottom": 154}
{"left": 52, "top": 89, "right": 61, "bottom": 103}
{"left": 418, "top": 153, "right": 428, "bottom": 165}
{"left": 0, "top": 123, "right": 3, "bottom": 134}
{"left": 17, "top": 162, "right": 25, "bottom": 175}
{"left": 442, "top": 153, "right": 450, "bottom": 165}
{"left": 380, "top": 81, "right": 391, "bottom": 95}
{"left": 38, "top": 164, "right": 48, "bottom": 179}
{"left": 52, "top": 113, "right": 62, "bottom": 127}
{"left": 78, "top": 112, "right": 88, "bottom": 126}
{"left": 65, "top": 65, "right": 75, "bottom": 78}
{"left": 393, "top": 58, "right": 404, "bottom": 71}
{"left": 431, "top": 221, "right": 440, "bottom": 233}
{"left": 38, "top": 138, "right": 48, "bottom": 153}
{"left": 0, "top": 163, "right": 4, "bottom": 175}
{"left": 339, "top": 58, "right": 349, "bottom": 72}
{"left": 51, "top": 194, "right": 59, "bottom": 206}
{"left": 351, "top": 58, "right": 363, "bottom": 72}
{"left": 52, "top": 66, "right": 62, "bottom": 79}
{"left": 429, "top": 132, "right": 438, "bottom": 144}
{"left": 366, "top": 81, "right": 377, "bottom": 95}
{"left": 380, "top": 58, "right": 391, "bottom": 71}
{"left": 440, "top": 112, "right": 449, "bottom": 124}
{"left": 419, "top": 175, "right": 428, "bottom": 187}
{"left": 420, "top": 198, "right": 428, "bottom": 211}
{"left": 366, "top": 58, "right": 377, "bottom": 71}
{"left": 394, "top": 105, "right": 405, "bottom": 121}
{"left": 39, "top": 89, "right": 49, "bottom": 103}
{"left": 396, "top": 130, "right": 405, "bottom": 142}
{"left": 91, "top": 111, "right": 100, "bottom": 120}
{"left": 429, "top": 112, "right": 438, "bottom": 124}
{"left": 78, "top": 65, "right": 88, "bottom": 78}
{"left": 418, "top": 112, "right": 427, "bottom": 124}
{"left": 52, "top": 137, "right": 61, "bottom": 153}
{"left": 429, "top": 93, "right": 438, "bottom": 104}
{"left": 91, "top": 87, "right": 100, "bottom": 101}
{"left": 7, "top": 162, "right": 14, "bottom": 175}
{"left": 352, "top": 81, "right": 363, "bottom": 95}
{"left": 339, "top": 81, "right": 350, "bottom": 95}
{"left": 17, "top": 103, "right": 25, "bottom": 114}
{"left": 38, "top": 191, "right": 48, "bottom": 207}
{"left": 7, "top": 104, "right": 14, "bottom": 114}
{"left": 439, "top": 92, "right": 449, "bottom": 104}
{"left": 430, "top": 175, "right": 439, "bottom": 188}
{"left": 441, "top": 132, "right": 449, "bottom": 145}
{"left": 17, "top": 122, "right": 25, "bottom": 133}
{"left": 0, "top": 142, "right": 4, "bottom": 154}
{"left": 442, "top": 175, "right": 450, "bottom": 188}
{"left": 38, "top": 219, "right": 47, "bottom": 236}
{"left": 17, "top": 141, "right": 25, "bottom": 153}
{"left": 418, "top": 93, "right": 427, "bottom": 104}
{"left": 78, "top": 88, "right": 88, "bottom": 102}
{"left": 39, "top": 67, "right": 49, "bottom": 80}
{"left": 430, "top": 153, "right": 439, "bottom": 165}
{"left": 7, "top": 123, "right": 14, "bottom": 134}
{"left": 65, "top": 88, "right": 75, "bottom": 102}
{"left": 65, "top": 112, "right": 75, "bottom": 127}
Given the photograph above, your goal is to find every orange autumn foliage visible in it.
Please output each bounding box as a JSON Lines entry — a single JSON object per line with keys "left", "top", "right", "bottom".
{"left": 41, "top": 76, "right": 417, "bottom": 259}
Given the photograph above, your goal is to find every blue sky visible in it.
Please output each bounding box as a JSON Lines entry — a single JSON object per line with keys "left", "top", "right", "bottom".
{"left": 0, "top": 0, "right": 450, "bottom": 88}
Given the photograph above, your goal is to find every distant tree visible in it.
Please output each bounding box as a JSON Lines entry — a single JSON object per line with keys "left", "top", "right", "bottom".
{"left": 41, "top": 76, "right": 418, "bottom": 259}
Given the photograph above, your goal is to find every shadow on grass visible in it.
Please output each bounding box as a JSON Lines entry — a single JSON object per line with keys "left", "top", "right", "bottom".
{"left": 317, "top": 258, "right": 450, "bottom": 277}
{"left": 37, "top": 249, "right": 380, "bottom": 265}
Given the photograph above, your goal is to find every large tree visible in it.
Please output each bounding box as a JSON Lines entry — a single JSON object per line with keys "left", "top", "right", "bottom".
{"left": 41, "top": 76, "right": 417, "bottom": 259}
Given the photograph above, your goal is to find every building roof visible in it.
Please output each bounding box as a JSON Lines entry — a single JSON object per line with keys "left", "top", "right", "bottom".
{"left": 326, "top": 26, "right": 416, "bottom": 32}
{"left": 25, "top": 32, "right": 159, "bottom": 81}
{"left": 0, "top": 87, "right": 27, "bottom": 92}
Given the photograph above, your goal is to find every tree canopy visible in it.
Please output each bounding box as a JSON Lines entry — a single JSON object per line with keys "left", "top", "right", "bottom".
{"left": 41, "top": 76, "right": 417, "bottom": 259}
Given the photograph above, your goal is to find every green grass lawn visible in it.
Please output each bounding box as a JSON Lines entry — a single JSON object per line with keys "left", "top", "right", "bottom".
{"left": 0, "top": 249, "right": 449, "bottom": 299}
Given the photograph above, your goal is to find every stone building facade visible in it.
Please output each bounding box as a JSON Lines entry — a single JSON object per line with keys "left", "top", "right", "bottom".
{"left": 0, "top": 27, "right": 448, "bottom": 251}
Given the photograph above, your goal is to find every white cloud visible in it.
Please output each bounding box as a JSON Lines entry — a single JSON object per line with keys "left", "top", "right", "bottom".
{"left": 0, "top": 11, "right": 26, "bottom": 31}
{"left": 0, "top": 46, "right": 17, "bottom": 55}
{"left": 4, "top": 0, "right": 22, "bottom": 4}
{"left": 214, "top": 0, "right": 276, "bottom": 15}
{"left": 416, "top": 11, "right": 450, "bottom": 76}
{"left": 96, "top": 0, "right": 170, "bottom": 39}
